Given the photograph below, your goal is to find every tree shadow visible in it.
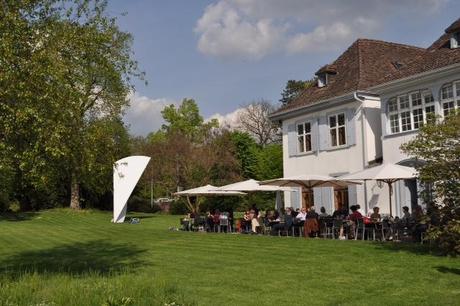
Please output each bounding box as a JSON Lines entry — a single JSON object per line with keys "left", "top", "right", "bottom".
{"left": 435, "top": 266, "right": 460, "bottom": 275}
{"left": 0, "top": 240, "right": 149, "bottom": 280}
{"left": 370, "top": 241, "right": 442, "bottom": 256}
{"left": 0, "top": 212, "right": 38, "bottom": 222}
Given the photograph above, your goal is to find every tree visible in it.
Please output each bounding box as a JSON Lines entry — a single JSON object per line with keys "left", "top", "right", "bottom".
{"left": 161, "top": 98, "right": 218, "bottom": 142}
{"left": 229, "top": 131, "right": 258, "bottom": 179}
{"left": 279, "top": 79, "right": 315, "bottom": 106}
{"left": 252, "top": 144, "right": 283, "bottom": 181}
{"left": 238, "top": 100, "right": 279, "bottom": 146}
{"left": 401, "top": 112, "right": 460, "bottom": 255}
{"left": 0, "top": 0, "right": 142, "bottom": 210}
{"left": 133, "top": 100, "right": 241, "bottom": 213}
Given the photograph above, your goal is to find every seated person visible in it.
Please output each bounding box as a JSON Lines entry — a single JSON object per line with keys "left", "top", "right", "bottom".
{"left": 412, "top": 205, "right": 428, "bottom": 242}
{"left": 356, "top": 204, "right": 365, "bottom": 216}
{"left": 242, "top": 210, "right": 251, "bottom": 232}
{"left": 348, "top": 205, "right": 363, "bottom": 222}
{"left": 402, "top": 206, "right": 411, "bottom": 224}
{"left": 295, "top": 207, "right": 307, "bottom": 223}
{"left": 370, "top": 207, "right": 381, "bottom": 223}
{"left": 332, "top": 206, "right": 347, "bottom": 220}
{"left": 250, "top": 208, "right": 260, "bottom": 233}
{"left": 304, "top": 207, "right": 319, "bottom": 237}
{"left": 271, "top": 208, "right": 293, "bottom": 235}
{"left": 347, "top": 206, "right": 363, "bottom": 238}
{"left": 319, "top": 206, "right": 329, "bottom": 218}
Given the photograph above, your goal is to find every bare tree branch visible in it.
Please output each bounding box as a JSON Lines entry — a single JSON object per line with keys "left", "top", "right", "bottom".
{"left": 238, "top": 100, "right": 280, "bottom": 146}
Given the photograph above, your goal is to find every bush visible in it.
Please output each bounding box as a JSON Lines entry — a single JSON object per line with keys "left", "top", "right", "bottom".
{"left": 428, "top": 219, "right": 460, "bottom": 256}
{"left": 169, "top": 199, "right": 188, "bottom": 215}
{"left": 127, "top": 196, "right": 160, "bottom": 213}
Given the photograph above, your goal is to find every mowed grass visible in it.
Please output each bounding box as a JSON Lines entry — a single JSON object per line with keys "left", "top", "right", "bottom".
{"left": 0, "top": 210, "right": 459, "bottom": 306}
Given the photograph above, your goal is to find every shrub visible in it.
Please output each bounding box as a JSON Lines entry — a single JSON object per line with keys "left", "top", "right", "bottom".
{"left": 169, "top": 200, "right": 188, "bottom": 215}
{"left": 127, "top": 196, "right": 160, "bottom": 213}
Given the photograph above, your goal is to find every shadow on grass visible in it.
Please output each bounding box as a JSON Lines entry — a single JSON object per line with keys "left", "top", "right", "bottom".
{"left": 0, "top": 240, "right": 149, "bottom": 280}
{"left": 435, "top": 266, "right": 460, "bottom": 275}
{"left": 370, "top": 241, "right": 442, "bottom": 256}
{"left": 0, "top": 212, "right": 38, "bottom": 222}
{"left": 127, "top": 214, "right": 157, "bottom": 220}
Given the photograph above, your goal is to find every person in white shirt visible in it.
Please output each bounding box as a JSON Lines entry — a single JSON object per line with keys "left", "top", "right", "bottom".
{"left": 296, "top": 207, "right": 307, "bottom": 222}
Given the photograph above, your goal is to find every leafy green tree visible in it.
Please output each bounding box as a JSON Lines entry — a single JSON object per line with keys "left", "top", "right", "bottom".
{"left": 229, "top": 131, "right": 259, "bottom": 179}
{"left": 401, "top": 112, "right": 460, "bottom": 255}
{"left": 0, "top": 0, "right": 142, "bottom": 210}
{"left": 252, "top": 144, "right": 283, "bottom": 180}
{"left": 279, "top": 79, "right": 315, "bottom": 106}
{"left": 161, "top": 98, "right": 218, "bottom": 142}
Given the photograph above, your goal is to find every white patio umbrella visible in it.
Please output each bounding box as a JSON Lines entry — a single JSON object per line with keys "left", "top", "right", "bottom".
{"left": 339, "top": 164, "right": 417, "bottom": 216}
{"left": 215, "top": 179, "right": 293, "bottom": 192}
{"left": 173, "top": 184, "right": 246, "bottom": 213}
{"left": 174, "top": 184, "right": 246, "bottom": 196}
{"left": 260, "top": 174, "right": 360, "bottom": 190}
{"left": 260, "top": 175, "right": 360, "bottom": 209}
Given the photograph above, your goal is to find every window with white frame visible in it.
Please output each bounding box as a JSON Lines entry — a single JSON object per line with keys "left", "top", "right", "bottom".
{"left": 297, "top": 121, "right": 312, "bottom": 153}
{"left": 329, "top": 113, "right": 346, "bottom": 147}
{"left": 387, "top": 90, "right": 435, "bottom": 134}
{"left": 441, "top": 81, "right": 460, "bottom": 117}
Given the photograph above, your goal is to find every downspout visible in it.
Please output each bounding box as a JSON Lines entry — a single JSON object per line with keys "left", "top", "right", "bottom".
{"left": 353, "top": 92, "right": 369, "bottom": 214}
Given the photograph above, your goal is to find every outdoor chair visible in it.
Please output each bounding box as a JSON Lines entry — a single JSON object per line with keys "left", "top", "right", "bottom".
{"left": 354, "top": 219, "right": 366, "bottom": 240}
{"left": 365, "top": 222, "right": 376, "bottom": 241}
{"left": 278, "top": 225, "right": 295, "bottom": 237}
{"left": 332, "top": 219, "right": 344, "bottom": 239}
{"left": 381, "top": 220, "right": 392, "bottom": 241}
{"left": 193, "top": 216, "right": 206, "bottom": 232}
{"left": 319, "top": 217, "right": 333, "bottom": 239}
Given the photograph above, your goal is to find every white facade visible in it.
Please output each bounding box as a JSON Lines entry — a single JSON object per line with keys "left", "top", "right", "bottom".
{"left": 280, "top": 65, "right": 460, "bottom": 217}
{"left": 375, "top": 64, "right": 460, "bottom": 215}
{"left": 281, "top": 94, "right": 387, "bottom": 215}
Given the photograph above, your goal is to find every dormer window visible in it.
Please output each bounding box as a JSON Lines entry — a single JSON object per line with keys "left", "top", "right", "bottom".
{"left": 450, "top": 32, "right": 459, "bottom": 49}
{"left": 315, "top": 64, "right": 337, "bottom": 88}
{"left": 317, "top": 73, "right": 327, "bottom": 88}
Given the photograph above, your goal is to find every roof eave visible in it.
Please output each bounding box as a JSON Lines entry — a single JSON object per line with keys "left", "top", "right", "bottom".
{"left": 269, "top": 91, "right": 367, "bottom": 122}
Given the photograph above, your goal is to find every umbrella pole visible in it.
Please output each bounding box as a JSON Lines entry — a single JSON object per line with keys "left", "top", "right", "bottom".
{"left": 388, "top": 182, "right": 393, "bottom": 217}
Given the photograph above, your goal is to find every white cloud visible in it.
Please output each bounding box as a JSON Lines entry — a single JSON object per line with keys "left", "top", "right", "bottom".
{"left": 123, "top": 92, "right": 177, "bottom": 136}
{"left": 287, "top": 19, "right": 378, "bottom": 53}
{"left": 195, "top": 0, "right": 447, "bottom": 60}
{"left": 195, "top": 1, "right": 285, "bottom": 60}
{"left": 206, "top": 107, "right": 244, "bottom": 129}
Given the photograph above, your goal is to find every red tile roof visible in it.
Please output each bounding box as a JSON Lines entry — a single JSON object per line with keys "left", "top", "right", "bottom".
{"left": 272, "top": 18, "right": 460, "bottom": 117}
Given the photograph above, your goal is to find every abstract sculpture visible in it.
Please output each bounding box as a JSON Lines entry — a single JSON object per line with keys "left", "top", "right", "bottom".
{"left": 113, "top": 156, "right": 150, "bottom": 223}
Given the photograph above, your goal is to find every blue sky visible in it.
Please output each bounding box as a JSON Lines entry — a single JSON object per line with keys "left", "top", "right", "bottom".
{"left": 110, "top": 0, "right": 460, "bottom": 136}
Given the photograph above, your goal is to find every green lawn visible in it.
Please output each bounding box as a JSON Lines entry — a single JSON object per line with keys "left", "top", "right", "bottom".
{"left": 0, "top": 210, "right": 459, "bottom": 306}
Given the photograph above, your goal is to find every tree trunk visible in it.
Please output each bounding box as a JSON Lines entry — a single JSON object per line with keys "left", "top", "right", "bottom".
{"left": 70, "top": 174, "right": 81, "bottom": 209}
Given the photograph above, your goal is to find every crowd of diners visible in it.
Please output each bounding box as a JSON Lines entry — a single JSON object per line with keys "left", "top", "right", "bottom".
{"left": 179, "top": 203, "right": 429, "bottom": 242}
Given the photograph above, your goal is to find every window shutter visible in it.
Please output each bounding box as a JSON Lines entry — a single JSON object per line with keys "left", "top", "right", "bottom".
{"left": 313, "top": 187, "right": 322, "bottom": 207}
{"left": 321, "top": 187, "right": 334, "bottom": 213}
{"left": 290, "top": 189, "right": 301, "bottom": 209}
{"left": 348, "top": 184, "right": 357, "bottom": 207}
{"left": 287, "top": 124, "right": 297, "bottom": 157}
{"left": 346, "top": 109, "right": 356, "bottom": 146}
{"left": 318, "top": 116, "right": 329, "bottom": 151}
{"left": 311, "top": 119, "right": 319, "bottom": 152}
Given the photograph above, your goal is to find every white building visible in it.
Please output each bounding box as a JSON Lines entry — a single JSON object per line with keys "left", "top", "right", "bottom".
{"left": 270, "top": 18, "right": 460, "bottom": 216}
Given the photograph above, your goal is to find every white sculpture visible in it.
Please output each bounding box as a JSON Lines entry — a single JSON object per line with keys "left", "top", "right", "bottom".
{"left": 113, "top": 156, "right": 150, "bottom": 223}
